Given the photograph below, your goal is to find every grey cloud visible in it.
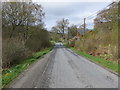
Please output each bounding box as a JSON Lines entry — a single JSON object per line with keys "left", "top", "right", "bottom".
{"left": 39, "top": 2, "right": 110, "bottom": 30}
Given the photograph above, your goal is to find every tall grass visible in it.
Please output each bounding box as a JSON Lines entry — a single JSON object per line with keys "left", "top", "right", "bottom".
{"left": 72, "top": 30, "right": 118, "bottom": 62}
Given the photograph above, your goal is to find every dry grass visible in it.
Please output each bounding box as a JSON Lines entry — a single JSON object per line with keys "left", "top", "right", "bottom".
{"left": 73, "top": 30, "right": 118, "bottom": 62}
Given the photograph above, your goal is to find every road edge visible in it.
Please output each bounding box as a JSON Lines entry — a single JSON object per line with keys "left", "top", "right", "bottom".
{"left": 5, "top": 49, "right": 54, "bottom": 88}
{"left": 66, "top": 48, "right": 119, "bottom": 77}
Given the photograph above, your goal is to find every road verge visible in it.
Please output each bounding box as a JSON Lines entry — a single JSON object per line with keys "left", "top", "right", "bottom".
{"left": 2, "top": 47, "right": 53, "bottom": 88}
{"left": 68, "top": 47, "right": 119, "bottom": 75}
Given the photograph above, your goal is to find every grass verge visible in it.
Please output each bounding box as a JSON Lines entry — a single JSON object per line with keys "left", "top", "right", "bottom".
{"left": 69, "top": 47, "right": 119, "bottom": 74}
{"left": 2, "top": 47, "right": 53, "bottom": 88}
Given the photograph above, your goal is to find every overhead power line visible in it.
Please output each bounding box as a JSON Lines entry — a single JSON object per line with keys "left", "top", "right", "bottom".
{"left": 79, "top": 1, "right": 117, "bottom": 29}
{"left": 86, "top": 2, "right": 116, "bottom": 19}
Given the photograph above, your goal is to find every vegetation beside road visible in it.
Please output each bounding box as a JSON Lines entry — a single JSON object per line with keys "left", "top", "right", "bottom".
{"left": 2, "top": 2, "right": 52, "bottom": 69}
{"left": 2, "top": 1, "right": 119, "bottom": 89}
{"left": 2, "top": 47, "right": 53, "bottom": 88}
{"left": 2, "top": 2, "right": 53, "bottom": 88}
{"left": 63, "top": 2, "right": 119, "bottom": 74}
{"left": 69, "top": 47, "right": 118, "bottom": 74}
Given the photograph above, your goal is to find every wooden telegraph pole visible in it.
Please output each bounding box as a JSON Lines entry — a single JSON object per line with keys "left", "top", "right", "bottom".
{"left": 68, "top": 27, "right": 70, "bottom": 45}
{"left": 84, "top": 18, "right": 86, "bottom": 35}
{"left": 83, "top": 18, "right": 86, "bottom": 50}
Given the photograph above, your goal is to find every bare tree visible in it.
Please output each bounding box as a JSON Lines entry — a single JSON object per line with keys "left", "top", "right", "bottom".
{"left": 55, "top": 18, "right": 69, "bottom": 40}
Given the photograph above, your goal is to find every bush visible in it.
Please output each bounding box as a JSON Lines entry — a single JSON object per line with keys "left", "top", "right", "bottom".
{"left": 2, "top": 29, "right": 51, "bottom": 68}
{"left": 25, "top": 30, "right": 51, "bottom": 52}
{"left": 84, "top": 38, "right": 98, "bottom": 52}
{"left": 2, "top": 38, "right": 31, "bottom": 68}
{"left": 74, "top": 40, "right": 84, "bottom": 51}
{"left": 69, "top": 40, "right": 75, "bottom": 47}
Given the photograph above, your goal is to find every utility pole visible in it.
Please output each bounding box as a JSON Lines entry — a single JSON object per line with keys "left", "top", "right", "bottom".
{"left": 118, "top": 2, "right": 120, "bottom": 59}
{"left": 84, "top": 18, "right": 86, "bottom": 35}
{"left": 83, "top": 18, "right": 86, "bottom": 50}
{"left": 68, "top": 27, "right": 70, "bottom": 45}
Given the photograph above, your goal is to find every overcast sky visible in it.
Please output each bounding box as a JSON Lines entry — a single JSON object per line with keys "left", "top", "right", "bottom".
{"left": 33, "top": 1, "right": 112, "bottom": 30}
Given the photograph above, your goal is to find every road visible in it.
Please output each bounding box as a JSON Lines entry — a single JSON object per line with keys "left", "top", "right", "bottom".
{"left": 8, "top": 43, "right": 118, "bottom": 88}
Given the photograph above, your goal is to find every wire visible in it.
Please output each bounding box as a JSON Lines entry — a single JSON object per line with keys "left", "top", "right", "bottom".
{"left": 86, "top": 2, "right": 116, "bottom": 19}
{"left": 78, "top": 2, "right": 117, "bottom": 27}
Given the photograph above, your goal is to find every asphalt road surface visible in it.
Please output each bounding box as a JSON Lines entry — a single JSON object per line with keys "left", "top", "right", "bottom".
{"left": 8, "top": 43, "right": 118, "bottom": 88}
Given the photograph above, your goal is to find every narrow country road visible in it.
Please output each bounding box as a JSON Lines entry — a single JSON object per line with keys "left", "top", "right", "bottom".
{"left": 8, "top": 43, "right": 118, "bottom": 88}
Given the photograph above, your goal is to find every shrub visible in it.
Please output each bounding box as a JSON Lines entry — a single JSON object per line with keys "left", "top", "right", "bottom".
{"left": 2, "top": 38, "right": 30, "bottom": 68}
{"left": 84, "top": 38, "right": 97, "bottom": 53}
{"left": 25, "top": 30, "right": 51, "bottom": 52}
{"left": 69, "top": 40, "right": 75, "bottom": 47}
{"left": 74, "top": 40, "right": 84, "bottom": 51}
